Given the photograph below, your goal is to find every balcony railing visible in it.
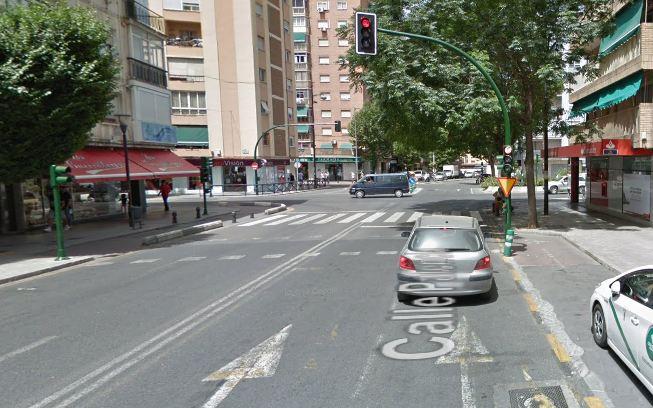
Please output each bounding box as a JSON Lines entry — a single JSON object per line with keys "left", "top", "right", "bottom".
{"left": 293, "top": 7, "right": 305, "bottom": 15}
{"left": 128, "top": 58, "right": 167, "bottom": 88}
{"left": 294, "top": 62, "right": 308, "bottom": 70}
{"left": 166, "top": 37, "right": 202, "bottom": 47}
{"left": 126, "top": 0, "right": 165, "bottom": 34}
{"left": 294, "top": 43, "right": 308, "bottom": 52}
{"left": 169, "top": 74, "right": 205, "bottom": 82}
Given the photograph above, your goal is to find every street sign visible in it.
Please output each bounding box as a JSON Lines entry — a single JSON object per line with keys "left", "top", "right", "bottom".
{"left": 293, "top": 161, "right": 301, "bottom": 169}
{"left": 251, "top": 162, "right": 259, "bottom": 170}
{"left": 497, "top": 177, "right": 517, "bottom": 196}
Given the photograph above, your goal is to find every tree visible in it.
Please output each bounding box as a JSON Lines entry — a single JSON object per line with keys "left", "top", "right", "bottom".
{"left": 0, "top": 1, "right": 119, "bottom": 183}
{"left": 349, "top": 102, "right": 393, "bottom": 172}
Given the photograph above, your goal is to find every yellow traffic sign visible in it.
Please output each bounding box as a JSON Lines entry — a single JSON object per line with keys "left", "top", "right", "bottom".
{"left": 497, "top": 177, "right": 517, "bottom": 196}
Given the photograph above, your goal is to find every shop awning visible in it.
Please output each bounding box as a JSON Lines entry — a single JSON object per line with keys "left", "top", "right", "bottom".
{"left": 175, "top": 126, "right": 208, "bottom": 146}
{"left": 293, "top": 33, "right": 306, "bottom": 42}
{"left": 571, "top": 71, "right": 642, "bottom": 117}
{"left": 65, "top": 148, "right": 154, "bottom": 183}
{"left": 549, "top": 138, "right": 653, "bottom": 158}
{"left": 296, "top": 124, "right": 310, "bottom": 133}
{"left": 599, "top": 0, "right": 643, "bottom": 58}
{"left": 340, "top": 142, "right": 353, "bottom": 149}
{"left": 129, "top": 149, "right": 199, "bottom": 178}
{"left": 297, "top": 106, "right": 308, "bottom": 118}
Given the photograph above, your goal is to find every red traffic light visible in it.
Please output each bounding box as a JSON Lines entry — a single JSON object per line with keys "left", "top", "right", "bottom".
{"left": 361, "top": 17, "right": 371, "bottom": 28}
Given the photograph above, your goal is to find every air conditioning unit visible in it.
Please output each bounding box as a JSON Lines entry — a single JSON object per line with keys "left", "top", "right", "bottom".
{"left": 320, "top": 95, "right": 328, "bottom": 100}
{"left": 320, "top": 27, "right": 328, "bottom": 32}
{"left": 317, "top": 6, "right": 325, "bottom": 12}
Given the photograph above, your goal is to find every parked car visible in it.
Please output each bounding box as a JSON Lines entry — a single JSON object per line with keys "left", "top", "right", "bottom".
{"left": 396, "top": 215, "right": 494, "bottom": 302}
{"left": 434, "top": 172, "right": 446, "bottom": 181}
{"left": 590, "top": 267, "right": 653, "bottom": 395}
{"left": 546, "top": 174, "right": 586, "bottom": 195}
{"left": 443, "top": 170, "right": 453, "bottom": 179}
{"left": 413, "top": 170, "right": 429, "bottom": 181}
{"left": 349, "top": 173, "right": 410, "bottom": 198}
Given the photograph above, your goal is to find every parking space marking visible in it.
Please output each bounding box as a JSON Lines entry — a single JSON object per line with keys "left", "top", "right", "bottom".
{"left": 177, "top": 257, "right": 206, "bottom": 262}
{"left": 546, "top": 334, "right": 571, "bottom": 363}
{"left": 376, "top": 251, "right": 397, "bottom": 255}
{"left": 384, "top": 212, "right": 405, "bottom": 223}
{"left": 339, "top": 252, "right": 360, "bottom": 256}
{"left": 219, "top": 255, "right": 246, "bottom": 260}
{"left": 338, "top": 213, "right": 367, "bottom": 224}
{"left": 262, "top": 254, "right": 285, "bottom": 259}
{"left": 130, "top": 259, "right": 160, "bottom": 264}
{"left": 361, "top": 212, "right": 386, "bottom": 223}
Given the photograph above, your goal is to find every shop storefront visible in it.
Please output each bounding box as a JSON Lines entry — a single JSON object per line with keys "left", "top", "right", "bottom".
{"left": 299, "top": 156, "right": 358, "bottom": 181}
{"left": 212, "top": 158, "right": 291, "bottom": 193}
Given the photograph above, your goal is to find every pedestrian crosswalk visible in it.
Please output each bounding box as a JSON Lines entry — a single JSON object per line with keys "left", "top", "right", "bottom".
{"left": 239, "top": 210, "right": 486, "bottom": 228}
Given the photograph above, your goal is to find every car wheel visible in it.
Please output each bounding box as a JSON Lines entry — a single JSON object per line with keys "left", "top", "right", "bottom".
{"left": 592, "top": 303, "right": 608, "bottom": 348}
{"left": 355, "top": 190, "right": 365, "bottom": 199}
{"left": 395, "top": 189, "right": 404, "bottom": 198}
{"left": 549, "top": 185, "right": 559, "bottom": 194}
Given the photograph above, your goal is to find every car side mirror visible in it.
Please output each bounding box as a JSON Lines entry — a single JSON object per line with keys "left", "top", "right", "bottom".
{"left": 401, "top": 231, "right": 411, "bottom": 238}
{"left": 610, "top": 281, "right": 621, "bottom": 297}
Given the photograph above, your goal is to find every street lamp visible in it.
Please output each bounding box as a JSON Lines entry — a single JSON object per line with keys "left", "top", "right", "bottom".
{"left": 115, "top": 114, "right": 133, "bottom": 227}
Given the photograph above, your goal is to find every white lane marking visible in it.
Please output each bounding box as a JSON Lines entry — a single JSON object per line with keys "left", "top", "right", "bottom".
{"left": 314, "top": 213, "right": 347, "bottom": 224}
{"left": 407, "top": 212, "right": 423, "bottom": 222}
{"left": 411, "top": 188, "right": 423, "bottom": 195}
{"left": 338, "top": 212, "right": 368, "bottom": 224}
{"left": 30, "top": 222, "right": 361, "bottom": 408}
{"left": 219, "top": 255, "right": 246, "bottom": 260}
{"left": 290, "top": 214, "right": 327, "bottom": 225}
{"left": 339, "top": 252, "right": 360, "bottom": 256}
{"left": 265, "top": 214, "right": 308, "bottom": 225}
{"left": 202, "top": 325, "right": 292, "bottom": 407}
{"left": 177, "top": 257, "right": 206, "bottom": 262}
{"left": 17, "top": 287, "right": 37, "bottom": 291}
{"left": 130, "top": 259, "right": 160, "bottom": 264}
{"left": 470, "top": 211, "right": 483, "bottom": 222}
{"left": 350, "top": 334, "right": 384, "bottom": 400}
{"left": 239, "top": 214, "right": 287, "bottom": 226}
{"left": 262, "top": 254, "right": 285, "bottom": 259}
{"left": 377, "top": 251, "right": 398, "bottom": 255}
{"left": 0, "top": 336, "right": 58, "bottom": 365}
{"left": 361, "top": 212, "right": 386, "bottom": 223}
{"left": 307, "top": 234, "right": 323, "bottom": 239}
{"left": 450, "top": 211, "right": 462, "bottom": 216}
{"left": 302, "top": 253, "right": 320, "bottom": 257}
{"left": 384, "top": 212, "right": 405, "bottom": 223}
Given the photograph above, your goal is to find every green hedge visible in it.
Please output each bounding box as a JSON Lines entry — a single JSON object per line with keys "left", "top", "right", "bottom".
{"left": 480, "top": 177, "right": 500, "bottom": 189}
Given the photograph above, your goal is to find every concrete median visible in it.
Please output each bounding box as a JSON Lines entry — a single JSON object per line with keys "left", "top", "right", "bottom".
{"left": 143, "top": 220, "right": 223, "bottom": 246}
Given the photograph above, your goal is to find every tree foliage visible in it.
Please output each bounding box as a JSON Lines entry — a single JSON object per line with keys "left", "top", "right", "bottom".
{"left": 0, "top": 1, "right": 119, "bottom": 183}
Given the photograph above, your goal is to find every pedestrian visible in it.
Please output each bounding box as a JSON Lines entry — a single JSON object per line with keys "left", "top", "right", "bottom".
{"left": 159, "top": 180, "right": 172, "bottom": 211}
{"left": 351, "top": 171, "right": 356, "bottom": 181}
{"left": 44, "top": 187, "right": 55, "bottom": 232}
{"left": 298, "top": 171, "right": 304, "bottom": 185}
{"left": 120, "top": 193, "right": 128, "bottom": 213}
{"left": 61, "top": 187, "right": 73, "bottom": 230}
{"left": 325, "top": 169, "right": 330, "bottom": 185}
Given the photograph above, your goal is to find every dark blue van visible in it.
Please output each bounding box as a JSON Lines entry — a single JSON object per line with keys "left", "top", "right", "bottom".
{"left": 349, "top": 173, "right": 410, "bottom": 198}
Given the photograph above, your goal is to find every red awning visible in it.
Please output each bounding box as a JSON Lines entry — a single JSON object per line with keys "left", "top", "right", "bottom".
{"left": 66, "top": 148, "right": 154, "bottom": 183}
{"left": 549, "top": 138, "right": 653, "bottom": 158}
{"left": 129, "top": 148, "right": 199, "bottom": 178}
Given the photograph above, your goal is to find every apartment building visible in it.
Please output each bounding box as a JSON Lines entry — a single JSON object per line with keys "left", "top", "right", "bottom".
{"left": 297, "top": 0, "right": 367, "bottom": 181}
{"left": 559, "top": 0, "right": 653, "bottom": 222}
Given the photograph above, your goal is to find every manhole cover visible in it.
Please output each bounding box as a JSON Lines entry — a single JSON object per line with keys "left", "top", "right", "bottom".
{"left": 509, "top": 385, "right": 568, "bottom": 408}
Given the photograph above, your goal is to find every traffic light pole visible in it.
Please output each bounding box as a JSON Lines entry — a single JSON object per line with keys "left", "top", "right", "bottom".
{"left": 49, "top": 165, "right": 68, "bottom": 261}
{"left": 377, "top": 28, "right": 513, "bottom": 250}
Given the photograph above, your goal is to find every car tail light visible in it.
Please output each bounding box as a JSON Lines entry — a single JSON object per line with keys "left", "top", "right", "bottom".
{"left": 474, "top": 256, "right": 491, "bottom": 270}
{"left": 399, "top": 256, "right": 415, "bottom": 271}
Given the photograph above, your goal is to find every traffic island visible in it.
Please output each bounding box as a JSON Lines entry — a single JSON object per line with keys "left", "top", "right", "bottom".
{"left": 142, "top": 220, "right": 223, "bottom": 246}
{"left": 0, "top": 256, "right": 95, "bottom": 285}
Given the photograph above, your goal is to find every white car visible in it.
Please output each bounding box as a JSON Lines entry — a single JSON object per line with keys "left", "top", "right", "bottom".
{"left": 547, "top": 174, "right": 586, "bottom": 195}
{"left": 434, "top": 172, "right": 445, "bottom": 181}
{"left": 590, "top": 267, "right": 653, "bottom": 395}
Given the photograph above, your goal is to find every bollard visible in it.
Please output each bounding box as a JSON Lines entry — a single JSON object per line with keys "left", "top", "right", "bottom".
{"left": 196, "top": 207, "right": 201, "bottom": 219}
{"left": 250, "top": 212, "right": 255, "bottom": 218}
{"left": 503, "top": 229, "right": 514, "bottom": 256}
{"left": 172, "top": 211, "right": 178, "bottom": 224}
{"left": 232, "top": 211, "right": 238, "bottom": 223}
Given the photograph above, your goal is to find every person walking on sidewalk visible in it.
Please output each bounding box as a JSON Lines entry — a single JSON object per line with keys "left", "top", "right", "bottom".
{"left": 159, "top": 180, "right": 172, "bottom": 211}
{"left": 61, "top": 187, "right": 73, "bottom": 230}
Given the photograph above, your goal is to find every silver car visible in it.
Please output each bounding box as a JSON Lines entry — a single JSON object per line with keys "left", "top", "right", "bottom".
{"left": 396, "top": 215, "right": 494, "bottom": 302}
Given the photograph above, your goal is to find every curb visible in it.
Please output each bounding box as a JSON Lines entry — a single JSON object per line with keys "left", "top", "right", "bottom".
{"left": 0, "top": 256, "right": 95, "bottom": 286}
{"left": 142, "top": 220, "right": 223, "bottom": 246}
{"left": 264, "top": 204, "right": 287, "bottom": 215}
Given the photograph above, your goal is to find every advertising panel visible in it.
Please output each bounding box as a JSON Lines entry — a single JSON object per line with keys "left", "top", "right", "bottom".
{"left": 623, "top": 173, "right": 651, "bottom": 220}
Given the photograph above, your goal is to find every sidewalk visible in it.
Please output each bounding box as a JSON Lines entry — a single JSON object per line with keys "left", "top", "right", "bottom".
{"left": 507, "top": 197, "right": 653, "bottom": 272}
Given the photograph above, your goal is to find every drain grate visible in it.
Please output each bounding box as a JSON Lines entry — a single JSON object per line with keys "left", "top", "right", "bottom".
{"left": 509, "top": 385, "right": 569, "bottom": 408}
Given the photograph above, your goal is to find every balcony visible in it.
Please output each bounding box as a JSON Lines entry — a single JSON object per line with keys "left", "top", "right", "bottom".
{"left": 166, "top": 37, "right": 202, "bottom": 47}
{"left": 293, "top": 7, "right": 305, "bottom": 16}
{"left": 294, "top": 62, "right": 308, "bottom": 70}
{"left": 294, "top": 42, "right": 308, "bottom": 52}
{"left": 163, "top": 9, "right": 201, "bottom": 23}
{"left": 128, "top": 58, "right": 167, "bottom": 88}
{"left": 127, "top": 0, "right": 165, "bottom": 35}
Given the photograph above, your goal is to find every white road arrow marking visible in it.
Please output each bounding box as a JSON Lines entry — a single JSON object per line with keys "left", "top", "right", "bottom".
{"left": 436, "top": 316, "right": 492, "bottom": 408}
{"left": 202, "top": 324, "right": 292, "bottom": 407}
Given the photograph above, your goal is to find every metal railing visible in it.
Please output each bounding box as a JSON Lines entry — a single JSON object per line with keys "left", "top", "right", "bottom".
{"left": 128, "top": 58, "right": 167, "bottom": 88}
{"left": 169, "top": 74, "right": 205, "bottom": 82}
{"left": 166, "top": 38, "right": 203, "bottom": 47}
{"left": 126, "top": 0, "right": 165, "bottom": 34}
{"left": 208, "top": 182, "right": 329, "bottom": 196}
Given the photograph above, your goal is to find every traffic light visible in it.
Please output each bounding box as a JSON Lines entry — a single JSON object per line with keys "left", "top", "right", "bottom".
{"left": 335, "top": 120, "right": 342, "bottom": 132}
{"left": 355, "top": 12, "right": 377, "bottom": 55}
{"left": 200, "top": 157, "right": 212, "bottom": 183}
{"left": 49, "top": 165, "right": 73, "bottom": 187}
{"left": 502, "top": 145, "right": 513, "bottom": 176}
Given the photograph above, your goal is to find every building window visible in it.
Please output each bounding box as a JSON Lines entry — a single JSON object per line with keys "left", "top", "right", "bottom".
{"left": 261, "top": 100, "right": 270, "bottom": 115}
{"left": 168, "top": 57, "right": 204, "bottom": 80}
{"left": 337, "top": 20, "right": 347, "bottom": 28}
{"left": 339, "top": 74, "right": 349, "bottom": 83}
{"left": 297, "top": 89, "right": 307, "bottom": 99}
{"left": 342, "top": 128, "right": 349, "bottom": 135}
{"left": 288, "top": 107, "right": 293, "bottom": 119}
{"left": 258, "top": 68, "right": 266, "bottom": 82}
{"left": 317, "top": 20, "right": 330, "bottom": 29}
{"left": 341, "top": 110, "right": 351, "bottom": 118}
{"left": 317, "top": 0, "right": 329, "bottom": 10}
{"left": 319, "top": 56, "right": 330, "bottom": 65}
{"left": 257, "top": 36, "right": 265, "bottom": 51}
{"left": 171, "top": 91, "right": 207, "bottom": 115}
{"left": 318, "top": 39, "right": 329, "bottom": 47}
{"left": 286, "top": 49, "right": 291, "bottom": 62}
{"left": 293, "top": 16, "right": 306, "bottom": 27}
{"left": 131, "top": 27, "right": 164, "bottom": 68}
{"left": 338, "top": 39, "right": 349, "bottom": 47}
{"left": 182, "top": 1, "right": 199, "bottom": 11}
{"left": 319, "top": 75, "right": 330, "bottom": 83}
{"left": 320, "top": 92, "right": 331, "bottom": 101}
{"left": 337, "top": 0, "right": 347, "bottom": 9}
{"left": 322, "top": 127, "right": 333, "bottom": 135}
{"left": 284, "top": 20, "right": 290, "bottom": 32}
{"left": 287, "top": 78, "right": 292, "bottom": 90}
{"left": 255, "top": 2, "right": 263, "bottom": 15}
{"left": 295, "top": 71, "right": 308, "bottom": 81}
{"left": 321, "top": 110, "right": 332, "bottom": 118}
{"left": 289, "top": 137, "right": 295, "bottom": 147}
{"left": 295, "top": 53, "right": 307, "bottom": 63}
{"left": 340, "top": 92, "right": 351, "bottom": 100}
{"left": 293, "top": 0, "right": 305, "bottom": 7}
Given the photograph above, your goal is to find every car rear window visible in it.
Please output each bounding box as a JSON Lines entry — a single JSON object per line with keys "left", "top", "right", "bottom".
{"left": 408, "top": 228, "right": 482, "bottom": 252}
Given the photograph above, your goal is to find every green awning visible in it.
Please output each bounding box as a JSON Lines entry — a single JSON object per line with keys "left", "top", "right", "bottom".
{"left": 319, "top": 143, "right": 333, "bottom": 148}
{"left": 297, "top": 125, "right": 310, "bottom": 133}
{"left": 599, "top": 0, "right": 643, "bottom": 58}
{"left": 175, "top": 126, "right": 208, "bottom": 146}
{"left": 297, "top": 106, "right": 308, "bottom": 118}
{"left": 293, "top": 33, "right": 306, "bottom": 42}
{"left": 571, "top": 71, "right": 642, "bottom": 117}
{"left": 340, "top": 143, "right": 353, "bottom": 149}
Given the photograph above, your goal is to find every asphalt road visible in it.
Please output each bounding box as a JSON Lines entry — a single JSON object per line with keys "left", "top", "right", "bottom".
{"left": 0, "top": 179, "right": 651, "bottom": 407}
